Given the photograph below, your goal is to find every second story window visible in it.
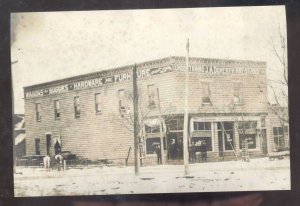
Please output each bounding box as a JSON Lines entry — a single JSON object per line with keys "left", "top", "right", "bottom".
{"left": 54, "top": 100, "right": 60, "bottom": 120}
{"left": 233, "top": 82, "right": 243, "bottom": 104}
{"left": 202, "top": 82, "right": 211, "bottom": 104}
{"left": 74, "top": 96, "right": 80, "bottom": 118}
{"left": 95, "top": 93, "right": 101, "bottom": 114}
{"left": 36, "top": 103, "right": 41, "bottom": 122}
{"left": 147, "top": 84, "right": 156, "bottom": 107}
{"left": 118, "top": 89, "right": 126, "bottom": 113}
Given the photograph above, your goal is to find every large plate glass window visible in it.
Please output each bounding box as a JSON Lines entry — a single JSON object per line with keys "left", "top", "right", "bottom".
{"left": 192, "top": 122, "right": 212, "bottom": 151}
{"left": 237, "top": 121, "right": 258, "bottom": 149}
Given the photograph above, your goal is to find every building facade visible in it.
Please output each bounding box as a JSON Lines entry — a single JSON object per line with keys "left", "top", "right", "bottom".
{"left": 24, "top": 56, "right": 270, "bottom": 164}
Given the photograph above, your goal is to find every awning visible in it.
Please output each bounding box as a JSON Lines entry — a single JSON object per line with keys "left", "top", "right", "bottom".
{"left": 144, "top": 118, "right": 166, "bottom": 131}
{"left": 144, "top": 118, "right": 160, "bottom": 127}
{"left": 15, "top": 133, "right": 26, "bottom": 146}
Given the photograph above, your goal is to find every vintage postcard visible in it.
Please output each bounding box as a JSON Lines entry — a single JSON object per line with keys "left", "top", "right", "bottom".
{"left": 11, "top": 6, "right": 290, "bottom": 197}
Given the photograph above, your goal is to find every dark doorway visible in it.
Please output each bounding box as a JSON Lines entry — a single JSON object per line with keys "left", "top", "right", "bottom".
{"left": 218, "top": 131, "right": 224, "bottom": 158}
{"left": 46, "top": 134, "right": 51, "bottom": 155}
{"left": 261, "top": 129, "right": 268, "bottom": 155}
{"left": 167, "top": 132, "right": 183, "bottom": 160}
{"left": 54, "top": 141, "right": 61, "bottom": 155}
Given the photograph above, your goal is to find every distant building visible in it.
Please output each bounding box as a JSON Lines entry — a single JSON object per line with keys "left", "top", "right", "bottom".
{"left": 267, "top": 105, "right": 289, "bottom": 152}
{"left": 13, "top": 114, "right": 26, "bottom": 159}
{"left": 23, "top": 56, "right": 271, "bottom": 164}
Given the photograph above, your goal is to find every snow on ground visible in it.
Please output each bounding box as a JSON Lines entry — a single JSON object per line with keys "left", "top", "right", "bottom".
{"left": 14, "top": 157, "right": 290, "bottom": 197}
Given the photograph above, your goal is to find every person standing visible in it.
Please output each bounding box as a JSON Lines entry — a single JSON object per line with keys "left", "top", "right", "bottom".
{"left": 200, "top": 141, "right": 208, "bottom": 162}
{"left": 155, "top": 144, "right": 162, "bottom": 165}
{"left": 55, "top": 153, "right": 64, "bottom": 171}
{"left": 43, "top": 155, "right": 51, "bottom": 171}
{"left": 169, "top": 139, "right": 175, "bottom": 160}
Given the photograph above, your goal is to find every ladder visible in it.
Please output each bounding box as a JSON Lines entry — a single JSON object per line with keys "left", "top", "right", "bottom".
{"left": 241, "top": 139, "right": 250, "bottom": 162}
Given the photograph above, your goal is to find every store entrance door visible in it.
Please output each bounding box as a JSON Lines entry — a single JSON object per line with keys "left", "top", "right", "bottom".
{"left": 218, "top": 132, "right": 224, "bottom": 158}
{"left": 46, "top": 134, "right": 51, "bottom": 155}
{"left": 261, "top": 129, "right": 268, "bottom": 155}
{"left": 167, "top": 132, "right": 183, "bottom": 161}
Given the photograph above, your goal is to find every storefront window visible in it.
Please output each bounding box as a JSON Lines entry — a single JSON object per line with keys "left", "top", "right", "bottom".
{"left": 146, "top": 137, "right": 160, "bottom": 154}
{"left": 36, "top": 103, "right": 41, "bottom": 122}
{"left": 273, "top": 127, "right": 285, "bottom": 148}
{"left": 217, "top": 122, "right": 235, "bottom": 151}
{"left": 239, "top": 134, "right": 257, "bottom": 149}
{"left": 237, "top": 121, "right": 258, "bottom": 149}
{"left": 191, "top": 137, "right": 212, "bottom": 151}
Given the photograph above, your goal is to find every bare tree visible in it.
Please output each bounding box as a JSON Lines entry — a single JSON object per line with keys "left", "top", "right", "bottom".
{"left": 111, "top": 86, "right": 177, "bottom": 167}
{"left": 268, "top": 25, "right": 288, "bottom": 124}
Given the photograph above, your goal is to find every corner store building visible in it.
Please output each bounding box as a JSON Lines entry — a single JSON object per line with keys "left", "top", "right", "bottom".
{"left": 24, "top": 56, "right": 277, "bottom": 164}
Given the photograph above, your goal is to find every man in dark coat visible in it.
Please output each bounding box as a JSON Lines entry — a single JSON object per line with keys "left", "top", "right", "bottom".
{"left": 169, "top": 139, "right": 176, "bottom": 160}
{"left": 200, "top": 141, "right": 208, "bottom": 162}
{"left": 155, "top": 144, "right": 162, "bottom": 165}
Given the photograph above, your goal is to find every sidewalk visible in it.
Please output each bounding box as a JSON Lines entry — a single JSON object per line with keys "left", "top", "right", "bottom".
{"left": 14, "top": 157, "right": 290, "bottom": 197}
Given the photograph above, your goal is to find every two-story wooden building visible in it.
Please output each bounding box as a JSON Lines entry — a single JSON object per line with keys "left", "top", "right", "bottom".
{"left": 23, "top": 56, "right": 271, "bottom": 164}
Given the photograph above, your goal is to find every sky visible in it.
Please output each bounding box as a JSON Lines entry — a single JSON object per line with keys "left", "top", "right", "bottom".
{"left": 11, "top": 6, "right": 287, "bottom": 114}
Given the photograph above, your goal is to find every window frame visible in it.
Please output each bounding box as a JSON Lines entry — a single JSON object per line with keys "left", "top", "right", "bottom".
{"left": 273, "top": 127, "right": 285, "bottom": 148}
{"left": 35, "top": 138, "right": 41, "bottom": 155}
{"left": 193, "top": 122, "right": 211, "bottom": 131}
{"left": 233, "top": 82, "right": 243, "bottom": 105}
{"left": 166, "top": 118, "right": 184, "bottom": 131}
{"left": 74, "top": 96, "right": 80, "bottom": 118}
{"left": 95, "top": 93, "right": 102, "bottom": 114}
{"left": 201, "top": 82, "right": 212, "bottom": 105}
{"left": 147, "top": 84, "right": 156, "bottom": 107}
{"left": 35, "top": 103, "right": 41, "bottom": 122}
{"left": 54, "top": 100, "right": 60, "bottom": 120}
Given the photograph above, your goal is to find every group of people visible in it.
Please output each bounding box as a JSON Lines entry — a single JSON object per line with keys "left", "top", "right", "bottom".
{"left": 153, "top": 139, "right": 208, "bottom": 165}
{"left": 43, "top": 153, "right": 64, "bottom": 171}
{"left": 168, "top": 139, "right": 183, "bottom": 160}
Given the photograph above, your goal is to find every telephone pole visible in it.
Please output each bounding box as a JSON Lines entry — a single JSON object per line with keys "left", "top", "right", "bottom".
{"left": 133, "top": 64, "right": 140, "bottom": 175}
{"left": 157, "top": 88, "right": 165, "bottom": 164}
{"left": 183, "top": 39, "right": 190, "bottom": 175}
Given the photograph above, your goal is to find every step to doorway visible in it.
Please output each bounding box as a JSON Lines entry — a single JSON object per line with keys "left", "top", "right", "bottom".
{"left": 166, "top": 160, "right": 184, "bottom": 165}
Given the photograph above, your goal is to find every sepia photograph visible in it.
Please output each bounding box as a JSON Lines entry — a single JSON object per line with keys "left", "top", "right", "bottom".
{"left": 11, "top": 6, "right": 290, "bottom": 197}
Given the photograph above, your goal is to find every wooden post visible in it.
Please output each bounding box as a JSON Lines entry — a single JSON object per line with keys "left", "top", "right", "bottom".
{"left": 133, "top": 64, "right": 140, "bottom": 175}
{"left": 183, "top": 39, "right": 190, "bottom": 175}
{"left": 157, "top": 88, "right": 165, "bottom": 164}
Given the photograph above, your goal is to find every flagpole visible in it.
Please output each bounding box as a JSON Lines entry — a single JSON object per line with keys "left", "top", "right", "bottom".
{"left": 183, "top": 39, "right": 190, "bottom": 175}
